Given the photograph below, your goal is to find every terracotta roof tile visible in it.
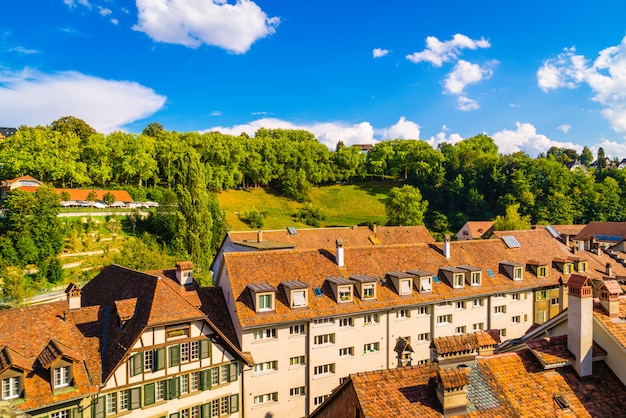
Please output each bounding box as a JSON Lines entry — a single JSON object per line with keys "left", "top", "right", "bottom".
{"left": 593, "top": 298, "right": 626, "bottom": 351}
{"left": 0, "top": 346, "right": 32, "bottom": 372}
{"left": 439, "top": 367, "right": 471, "bottom": 389}
{"left": 223, "top": 230, "right": 626, "bottom": 329}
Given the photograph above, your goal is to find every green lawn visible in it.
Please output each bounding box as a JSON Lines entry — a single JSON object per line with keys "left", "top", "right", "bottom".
{"left": 217, "top": 181, "right": 401, "bottom": 231}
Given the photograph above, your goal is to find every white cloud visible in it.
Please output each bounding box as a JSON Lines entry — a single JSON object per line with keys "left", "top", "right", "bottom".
{"left": 444, "top": 60, "right": 490, "bottom": 94}
{"left": 210, "top": 110, "right": 222, "bottom": 116}
{"left": 204, "top": 116, "right": 423, "bottom": 148}
{"left": 111, "top": 19, "right": 119, "bottom": 25}
{"left": 406, "top": 34, "right": 490, "bottom": 67}
{"left": 64, "top": 0, "right": 91, "bottom": 9}
{"left": 426, "top": 130, "right": 464, "bottom": 148}
{"left": 373, "top": 48, "right": 390, "bottom": 58}
{"left": 10, "top": 46, "right": 38, "bottom": 55}
{"left": 457, "top": 95, "right": 479, "bottom": 111}
{"left": 378, "top": 116, "right": 420, "bottom": 139}
{"left": 491, "top": 122, "right": 582, "bottom": 156}
{"left": 133, "top": 0, "right": 280, "bottom": 54}
{"left": 0, "top": 69, "right": 166, "bottom": 133}
{"left": 557, "top": 124, "right": 571, "bottom": 133}
{"left": 538, "top": 37, "right": 626, "bottom": 135}
{"left": 99, "top": 7, "right": 112, "bottom": 16}
{"left": 593, "top": 139, "right": 626, "bottom": 160}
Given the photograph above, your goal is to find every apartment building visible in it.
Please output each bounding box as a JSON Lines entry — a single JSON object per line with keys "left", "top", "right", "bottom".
{"left": 213, "top": 226, "right": 626, "bottom": 417}
{"left": 0, "top": 262, "right": 252, "bottom": 418}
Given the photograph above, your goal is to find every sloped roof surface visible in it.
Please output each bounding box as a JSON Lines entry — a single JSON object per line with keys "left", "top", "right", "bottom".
{"left": 574, "top": 222, "right": 626, "bottom": 241}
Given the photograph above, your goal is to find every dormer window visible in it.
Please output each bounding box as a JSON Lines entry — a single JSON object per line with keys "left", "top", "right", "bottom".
{"left": 453, "top": 274, "right": 464, "bottom": 288}
{"left": 421, "top": 277, "right": 432, "bottom": 292}
{"left": 54, "top": 365, "right": 70, "bottom": 388}
{"left": 526, "top": 260, "right": 549, "bottom": 278}
{"left": 258, "top": 294, "right": 273, "bottom": 311}
{"left": 349, "top": 275, "right": 377, "bottom": 300}
{"left": 500, "top": 261, "right": 524, "bottom": 281}
{"left": 577, "top": 261, "right": 588, "bottom": 272}
{"left": 387, "top": 272, "right": 414, "bottom": 296}
{"left": 281, "top": 280, "right": 309, "bottom": 309}
{"left": 247, "top": 283, "right": 277, "bottom": 313}
{"left": 407, "top": 270, "right": 433, "bottom": 293}
{"left": 326, "top": 277, "right": 354, "bottom": 303}
{"left": 1, "top": 376, "right": 20, "bottom": 400}
{"left": 338, "top": 286, "right": 352, "bottom": 302}
{"left": 553, "top": 259, "right": 573, "bottom": 274}
{"left": 458, "top": 266, "right": 482, "bottom": 287}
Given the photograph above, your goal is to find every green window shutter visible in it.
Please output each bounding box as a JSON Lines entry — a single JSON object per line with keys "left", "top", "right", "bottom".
{"left": 199, "top": 369, "right": 209, "bottom": 391}
{"left": 169, "top": 345, "right": 180, "bottom": 367}
{"left": 144, "top": 383, "right": 155, "bottom": 406}
{"left": 155, "top": 347, "right": 165, "bottom": 370}
{"left": 230, "top": 393, "right": 239, "bottom": 413}
{"left": 169, "top": 377, "right": 180, "bottom": 399}
{"left": 129, "top": 387, "right": 142, "bottom": 410}
{"left": 93, "top": 395, "right": 105, "bottom": 418}
{"left": 228, "top": 362, "right": 238, "bottom": 382}
{"left": 130, "top": 352, "right": 144, "bottom": 376}
{"left": 199, "top": 339, "right": 210, "bottom": 359}
{"left": 200, "top": 403, "right": 210, "bottom": 418}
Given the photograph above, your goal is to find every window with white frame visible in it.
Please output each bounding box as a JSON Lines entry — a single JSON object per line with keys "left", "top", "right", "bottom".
{"left": 144, "top": 349, "right": 153, "bottom": 371}
{"left": 396, "top": 309, "right": 410, "bottom": 319}
{"left": 314, "top": 396, "right": 326, "bottom": 406}
{"left": 417, "top": 333, "right": 430, "bottom": 343}
{"left": 338, "top": 286, "right": 352, "bottom": 302}
{"left": 190, "top": 340, "right": 200, "bottom": 360}
{"left": 471, "top": 271, "right": 481, "bottom": 286}
{"left": 512, "top": 316, "right": 521, "bottom": 323}
{"left": 551, "top": 297, "right": 560, "bottom": 306}
{"left": 156, "top": 381, "right": 166, "bottom": 401}
{"left": 363, "top": 313, "right": 379, "bottom": 325}
{"left": 105, "top": 393, "right": 117, "bottom": 414}
{"left": 417, "top": 306, "right": 430, "bottom": 315}
{"left": 339, "top": 317, "right": 354, "bottom": 327}
{"left": 455, "top": 326, "right": 466, "bottom": 334}
{"left": 253, "top": 360, "right": 278, "bottom": 373}
{"left": 253, "top": 328, "right": 277, "bottom": 340}
{"left": 512, "top": 292, "right": 521, "bottom": 301}
{"left": 472, "top": 322, "right": 484, "bottom": 331}
{"left": 400, "top": 279, "right": 412, "bottom": 295}
{"left": 291, "top": 290, "right": 307, "bottom": 308}
{"left": 53, "top": 366, "right": 70, "bottom": 388}
{"left": 118, "top": 390, "right": 129, "bottom": 410}
{"left": 339, "top": 347, "right": 354, "bottom": 357}
{"left": 180, "top": 374, "right": 189, "bottom": 394}
{"left": 472, "top": 298, "right": 483, "bottom": 308}
{"left": 191, "top": 372, "right": 199, "bottom": 391}
{"left": 289, "top": 355, "right": 306, "bottom": 366}
{"left": 453, "top": 274, "right": 464, "bottom": 288}
{"left": 362, "top": 284, "right": 375, "bottom": 299}
{"left": 420, "top": 277, "right": 432, "bottom": 292}
{"left": 436, "top": 314, "right": 452, "bottom": 325}
{"left": 290, "top": 386, "right": 306, "bottom": 397}
{"left": 314, "top": 333, "right": 335, "bottom": 346}
{"left": 456, "top": 301, "right": 466, "bottom": 310}
{"left": 254, "top": 392, "right": 277, "bottom": 405}
{"left": 50, "top": 410, "right": 71, "bottom": 418}
{"left": 363, "top": 342, "right": 379, "bottom": 353}
{"left": 564, "top": 264, "right": 572, "bottom": 274}
{"left": 1, "top": 376, "right": 20, "bottom": 400}
{"left": 180, "top": 342, "right": 190, "bottom": 363}
{"left": 290, "top": 324, "right": 305, "bottom": 335}
{"left": 494, "top": 305, "right": 506, "bottom": 315}
{"left": 314, "top": 363, "right": 335, "bottom": 376}
{"left": 258, "top": 293, "right": 273, "bottom": 312}
{"left": 513, "top": 267, "right": 523, "bottom": 280}
{"left": 313, "top": 318, "right": 335, "bottom": 326}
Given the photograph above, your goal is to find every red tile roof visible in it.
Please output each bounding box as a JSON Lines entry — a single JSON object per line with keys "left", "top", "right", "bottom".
{"left": 223, "top": 229, "right": 626, "bottom": 328}
{"left": 54, "top": 188, "right": 134, "bottom": 202}
{"left": 575, "top": 222, "right": 626, "bottom": 241}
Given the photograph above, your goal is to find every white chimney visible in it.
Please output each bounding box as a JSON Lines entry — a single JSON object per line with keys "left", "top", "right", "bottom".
{"left": 443, "top": 234, "right": 451, "bottom": 259}
{"left": 336, "top": 239, "right": 344, "bottom": 267}
{"left": 65, "top": 283, "right": 82, "bottom": 311}
{"left": 567, "top": 274, "right": 593, "bottom": 379}
{"left": 176, "top": 261, "right": 194, "bottom": 285}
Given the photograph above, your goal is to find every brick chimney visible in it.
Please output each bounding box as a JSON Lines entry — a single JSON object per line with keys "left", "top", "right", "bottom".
{"left": 567, "top": 274, "right": 593, "bottom": 378}
{"left": 599, "top": 279, "right": 622, "bottom": 318}
{"left": 437, "top": 367, "right": 470, "bottom": 416}
{"left": 335, "top": 238, "right": 344, "bottom": 267}
{"left": 606, "top": 263, "right": 613, "bottom": 277}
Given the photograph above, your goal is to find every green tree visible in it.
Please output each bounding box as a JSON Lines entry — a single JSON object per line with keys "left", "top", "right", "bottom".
{"left": 0, "top": 266, "right": 34, "bottom": 308}
{"left": 493, "top": 203, "right": 531, "bottom": 231}
{"left": 103, "top": 191, "right": 116, "bottom": 207}
{"left": 580, "top": 146, "right": 594, "bottom": 166}
{"left": 239, "top": 208, "right": 265, "bottom": 229}
{"left": 113, "top": 235, "right": 174, "bottom": 271}
{"left": 87, "top": 190, "right": 98, "bottom": 203}
{"left": 597, "top": 147, "right": 606, "bottom": 171}
{"left": 385, "top": 185, "right": 428, "bottom": 226}
{"left": 50, "top": 115, "right": 97, "bottom": 142}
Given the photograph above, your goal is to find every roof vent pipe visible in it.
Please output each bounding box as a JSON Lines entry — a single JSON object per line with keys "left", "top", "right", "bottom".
{"left": 443, "top": 234, "right": 451, "bottom": 259}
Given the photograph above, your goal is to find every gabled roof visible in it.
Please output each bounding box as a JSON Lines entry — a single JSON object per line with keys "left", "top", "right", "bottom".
{"left": 459, "top": 221, "right": 494, "bottom": 238}
{"left": 432, "top": 330, "right": 501, "bottom": 356}
{"left": 574, "top": 222, "right": 626, "bottom": 241}
{"left": 54, "top": 188, "right": 134, "bottom": 202}
{"left": 0, "top": 301, "right": 101, "bottom": 411}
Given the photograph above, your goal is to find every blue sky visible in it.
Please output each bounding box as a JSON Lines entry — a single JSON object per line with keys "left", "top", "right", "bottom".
{"left": 3, "top": 1, "right": 626, "bottom": 158}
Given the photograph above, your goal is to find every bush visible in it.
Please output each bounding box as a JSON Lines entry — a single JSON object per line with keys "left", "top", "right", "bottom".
{"left": 295, "top": 203, "right": 326, "bottom": 227}
{"left": 239, "top": 208, "right": 265, "bottom": 229}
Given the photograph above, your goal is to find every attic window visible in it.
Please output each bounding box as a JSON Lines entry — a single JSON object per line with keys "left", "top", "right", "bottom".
{"left": 338, "top": 286, "right": 352, "bottom": 302}
{"left": 362, "top": 284, "right": 375, "bottom": 299}
{"left": 292, "top": 290, "right": 306, "bottom": 308}
{"left": 554, "top": 395, "right": 571, "bottom": 412}
{"left": 53, "top": 365, "right": 71, "bottom": 388}
{"left": 514, "top": 267, "right": 523, "bottom": 280}
{"left": 313, "top": 287, "right": 323, "bottom": 298}
{"left": 470, "top": 271, "right": 481, "bottom": 286}
{"left": 400, "top": 279, "right": 412, "bottom": 295}
{"left": 1, "top": 376, "right": 20, "bottom": 400}
{"left": 577, "top": 261, "right": 588, "bottom": 272}
{"left": 453, "top": 274, "right": 464, "bottom": 288}
{"left": 421, "top": 277, "right": 432, "bottom": 293}
{"left": 258, "top": 293, "right": 274, "bottom": 311}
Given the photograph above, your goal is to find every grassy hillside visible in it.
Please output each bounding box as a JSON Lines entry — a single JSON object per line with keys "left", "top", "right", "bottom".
{"left": 217, "top": 181, "right": 400, "bottom": 231}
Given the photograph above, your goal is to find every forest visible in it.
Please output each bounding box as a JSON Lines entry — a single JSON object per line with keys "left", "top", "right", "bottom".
{"left": 1, "top": 116, "right": 625, "bottom": 305}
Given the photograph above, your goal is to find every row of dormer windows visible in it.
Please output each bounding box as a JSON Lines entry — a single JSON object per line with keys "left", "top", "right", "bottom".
{"left": 1, "top": 363, "right": 73, "bottom": 403}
